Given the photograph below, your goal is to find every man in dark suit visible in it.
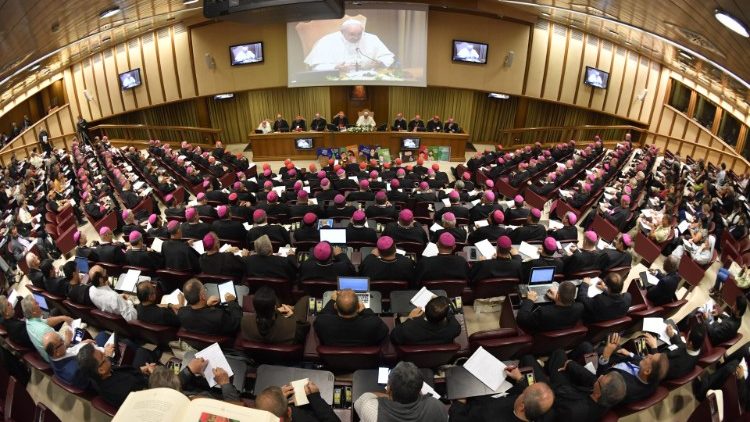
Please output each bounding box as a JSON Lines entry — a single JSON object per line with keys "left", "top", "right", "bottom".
{"left": 365, "top": 191, "right": 398, "bottom": 221}
{"left": 310, "top": 113, "right": 327, "bottom": 131}
{"left": 468, "top": 191, "right": 500, "bottom": 222}
{"left": 602, "top": 233, "right": 634, "bottom": 271}
{"left": 549, "top": 211, "right": 579, "bottom": 242}
{"left": 94, "top": 226, "right": 126, "bottom": 265}
{"left": 272, "top": 114, "right": 289, "bottom": 132}
{"left": 331, "top": 111, "right": 349, "bottom": 128}
{"left": 407, "top": 114, "right": 425, "bottom": 132}
{"left": 663, "top": 324, "right": 704, "bottom": 380}
{"left": 426, "top": 115, "right": 442, "bottom": 132}
{"left": 210, "top": 205, "right": 247, "bottom": 243}
{"left": 504, "top": 195, "right": 531, "bottom": 222}
{"left": 243, "top": 235, "right": 298, "bottom": 281}
{"left": 177, "top": 278, "right": 242, "bottom": 335}
{"left": 435, "top": 190, "right": 470, "bottom": 222}
{"left": 313, "top": 289, "right": 388, "bottom": 346}
{"left": 563, "top": 231, "right": 605, "bottom": 276}
{"left": 604, "top": 195, "right": 632, "bottom": 231}
{"left": 522, "top": 237, "right": 565, "bottom": 281}
{"left": 382, "top": 209, "right": 428, "bottom": 246}
{"left": 390, "top": 296, "right": 460, "bottom": 345}
{"left": 444, "top": 117, "right": 460, "bottom": 133}
{"left": 246, "top": 209, "right": 291, "bottom": 247}
{"left": 291, "top": 114, "right": 306, "bottom": 131}
{"left": 645, "top": 256, "right": 680, "bottom": 305}
{"left": 577, "top": 273, "right": 631, "bottom": 322}
{"left": 469, "top": 235, "right": 523, "bottom": 284}
{"left": 181, "top": 207, "right": 211, "bottom": 240}
{"left": 517, "top": 280, "right": 583, "bottom": 332}
{"left": 416, "top": 233, "right": 469, "bottom": 283}
{"left": 510, "top": 208, "right": 547, "bottom": 244}
{"left": 135, "top": 281, "right": 181, "bottom": 327}
{"left": 706, "top": 295, "right": 746, "bottom": 346}
{"left": 290, "top": 190, "right": 323, "bottom": 219}
{"left": 198, "top": 233, "right": 245, "bottom": 280}
{"left": 358, "top": 236, "right": 415, "bottom": 285}
{"left": 468, "top": 210, "right": 511, "bottom": 245}
{"left": 346, "top": 210, "right": 378, "bottom": 244}
{"left": 449, "top": 374, "right": 555, "bottom": 422}
{"left": 162, "top": 221, "right": 201, "bottom": 273}
{"left": 392, "top": 112, "right": 408, "bottom": 131}
{"left": 256, "top": 382, "right": 340, "bottom": 422}
{"left": 430, "top": 212, "right": 467, "bottom": 244}
{"left": 596, "top": 333, "right": 668, "bottom": 405}
{"left": 298, "top": 242, "right": 356, "bottom": 282}
{"left": 124, "top": 231, "right": 164, "bottom": 271}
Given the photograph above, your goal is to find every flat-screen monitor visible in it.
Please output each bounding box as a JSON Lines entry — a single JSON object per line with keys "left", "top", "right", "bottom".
{"left": 401, "top": 138, "right": 420, "bottom": 149}
{"left": 295, "top": 138, "right": 314, "bottom": 149}
{"left": 584, "top": 66, "right": 609, "bottom": 89}
{"left": 229, "top": 42, "right": 264, "bottom": 66}
{"left": 452, "top": 40, "right": 488, "bottom": 64}
{"left": 287, "top": 5, "right": 428, "bottom": 87}
{"left": 338, "top": 276, "right": 370, "bottom": 292}
{"left": 119, "top": 69, "right": 141, "bottom": 90}
{"left": 33, "top": 293, "right": 49, "bottom": 312}
{"left": 75, "top": 256, "right": 89, "bottom": 274}
{"left": 320, "top": 228, "right": 347, "bottom": 244}
{"left": 529, "top": 266, "right": 556, "bottom": 285}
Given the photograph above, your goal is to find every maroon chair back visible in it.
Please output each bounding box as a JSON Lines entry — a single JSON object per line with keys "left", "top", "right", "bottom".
{"left": 474, "top": 277, "right": 519, "bottom": 299}
{"left": 396, "top": 241, "right": 426, "bottom": 255}
{"left": 155, "top": 269, "right": 194, "bottom": 292}
{"left": 95, "top": 262, "right": 123, "bottom": 278}
{"left": 300, "top": 279, "right": 337, "bottom": 298}
{"left": 633, "top": 231, "right": 662, "bottom": 267}
{"left": 176, "top": 328, "right": 233, "bottom": 350}
{"left": 605, "top": 266, "right": 632, "bottom": 281}
{"left": 316, "top": 345, "right": 381, "bottom": 373}
{"left": 347, "top": 241, "right": 377, "bottom": 250}
{"left": 618, "top": 385, "right": 669, "bottom": 414}
{"left": 244, "top": 277, "right": 293, "bottom": 304}
{"left": 5, "top": 376, "right": 36, "bottom": 422}
{"left": 422, "top": 280, "right": 467, "bottom": 298}
{"left": 686, "top": 392, "right": 719, "bottom": 422}
{"left": 528, "top": 323, "right": 588, "bottom": 356}
{"left": 197, "top": 273, "right": 236, "bottom": 285}
{"left": 23, "top": 352, "right": 52, "bottom": 374}
{"left": 586, "top": 316, "right": 633, "bottom": 344}
{"left": 90, "top": 309, "right": 134, "bottom": 338}
{"left": 54, "top": 225, "right": 78, "bottom": 256}
{"left": 35, "top": 402, "right": 63, "bottom": 422}
{"left": 370, "top": 280, "right": 409, "bottom": 301}
{"left": 394, "top": 343, "right": 460, "bottom": 368}
{"left": 720, "top": 374, "right": 742, "bottom": 422}
{"left": 234, "top": 337, "right": 304, "bottom": 364}
{"left": 128, "top": 319, "right": 179, "bottom": 347}
{"left": 91, "top": 396, "right": 117, "bottom": 417}
{"left": 590, "top": 214, "right": 620, "bottom": 243}
{"left": 62, "top": 299, "right": 98, "bottom": 326}
{"left": 40, "top": 291, "right": 68, "bottom": 316}
{"left": 565, "top": 270, "right": 602, "bottom": 280}
{"left": 468, "top": 329, "right": 533, "bottom": 359}
{"left": 678, "top": 254, "right": 706, "bottom": 287}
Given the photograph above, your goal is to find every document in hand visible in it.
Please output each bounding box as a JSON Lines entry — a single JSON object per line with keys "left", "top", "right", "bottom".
{"left": 422, "top": 242, "right": 439, "bottom": 257}
{"left": 642, "top": 318, "right": 671, "bottom": 344}
{"left": 677, "top": 220, "right": 690, "bottom": 233}
{"left": 474, "top": 219, "right": 489, "bottom": 228}
{"left": 113, "top": 388, "right": 277, "bottom": 422}
{"left": 587, "top": 279, "right": 604, "bottom": 298}
{"left": 474, "top": 239, "right": 496, "bottom": 260}
{"left": 151, "top": 238, "right": 163, "bottom": 253}
{"left": 410, "top": 287, "right": 437, "bottom": 309}
{"left": 429, "top": 222, "right": 443, "bottom": 232}
{"left": 518, "top": 242, "right": 539, "bottom": 260}
{"left": 217, "top": 281, "right": 236, "bottom": 303}
{"left": 116, "top": 269, "right": 141, "bottom": 293}
{"left": 160, "top": 289, "right": 182, "bottom": 306}
{"left": 195, "top": 343, "right": 234, "bottom": 388}
{"left": 191, "top": 241, "right": 205, "bottom": 255}
{"left": 464, "top": 346, "right": 507, "bottom": 390}
{"left": 291, "top": 378, "right": 310, "bottom": 406}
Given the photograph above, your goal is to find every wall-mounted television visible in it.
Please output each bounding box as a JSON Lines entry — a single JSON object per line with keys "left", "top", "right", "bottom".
{"left": 118, "top": 69, "right": 141, "bottom": 90}
{"left": 584, "top": 66, "right": 609, "bottom": 89}
{"left": 452, "top": 40, "right": 488, "bottom": 64}
{"left": 229, "top": 42, "right": 264, "bottom": 66}
{"left": 295, "top": 138, "right": 314, "bottom": 149}
{"left": 401, "top": 138, "right": 420, "bottom": 149}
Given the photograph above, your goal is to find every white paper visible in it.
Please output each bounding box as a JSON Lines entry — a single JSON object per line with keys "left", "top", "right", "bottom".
{"left": 291, "top": 378, "right": 309, "bottom": 406}
{"left": 587, "top": 278, "right": 604, "bottom": 297}
{"left": 160, "top": 289, "right": 182, "bottom": 306}
{"left": 151, "top": 237, "right": 163, "bottom": 253}
{"left": 217, "top": 281, "right": 235, "bottom": 303}
{"left": 685, "top": 212, "right": 694, "bottom": 223}
{"left": 584, "top": 362, "right": 596, "bottom": 374}
{"left": 442, "top": 198, "right": 451, "bottom": 207}
{"left": 421, "top": 382, "right": 440, "bottom": 399}
{"left": 7, "top": 289, "right": 18, "bottom": 307}
{"left": 677, "top": 220, "right": 690, "bottom": 233}
{"left": 396, "top": 249, "right": 406, "bottom": 256}
{"left": 642, "top": 318, "right": 671, "bottom": 344}
{"left": 308, "top": 197, "right": 318, "bottom": 205}
{"left": 729, "top": 261, "right": 743, "bottom": 277}
{"left": 219, "top": 244, "right": 232, "bottom": 253}
{"left": 243, "top": 222, "right": 252, "bottom": 231}
{"left": 120, "top": 269, "right": 141, "bottom": 292}
{"left": 645, "top": 272, "right": 660, "bottom": 286}
{"left": 194, "top": 343, "right": 234, "bottom": 388}
{"left": 105, "top": 332, "right": 116, "bottom": 346}
{"left": 548, "top": 220, "right": 563, "bottom": 230}
{"left": 429, "top": 223, "right": 443, "bottom": 232}
{"left": 676, "top": 286, "right": 688, "bottom": 300}
{"left": 377, "top": 367, "right": 390, "bottom": 384}
{"left": 410, "top": 287, "right": 437, "bottom": 309}
{"left": 464, "top": 346, "right": 507, "bottom": 390}
{"left": 475, "top": 239, "right": 496, "bottom": 260}
{"left": 471, "top": 199, "right": 481, "bottom": 206}
{"left": 474, "top": 220, "right": 489, "bottom": 228}
{"left": 518, "top": 242, "right": 540, "bottom": 260}
{"left": 422, "top": 242, "right": 439, "bottom": 257}
{"left": 191, "top": 241, "right": 205, "bottom": 255}
{"left": 597, "top": 239, "right": 613, "bottom": 250}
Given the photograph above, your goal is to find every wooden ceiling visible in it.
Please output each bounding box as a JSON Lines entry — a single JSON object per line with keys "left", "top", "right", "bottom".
{"left": 0, "top": 0, "right": 748, "bottom": 107}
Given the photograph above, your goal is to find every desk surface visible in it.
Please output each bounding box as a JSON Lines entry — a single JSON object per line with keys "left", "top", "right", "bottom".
{"left": 389, "top": 290, "right": 448, "bottom": 314}
{"left": 445, "top": 365, "right": 513, "bottom": 400}
{"left": 254, "top": 364, "right": 336, "bottom": 405}
{"left": 352, "top": 368, "right": 434, "bottom": 403}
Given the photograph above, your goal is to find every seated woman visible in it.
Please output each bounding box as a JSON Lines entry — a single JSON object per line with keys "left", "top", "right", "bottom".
{"left": 648, "top": 214, "right": 673, "bottom": 243}
{"left": 240, "top": 286, "right": 310, "bottom": 345}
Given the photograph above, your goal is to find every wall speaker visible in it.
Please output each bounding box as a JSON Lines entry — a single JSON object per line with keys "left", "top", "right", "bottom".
{"left": 83, "top": 90, "right": 94, "bottom": 101}
{"left": 504, "top": 51, "right": 515, "bottom": 67}
{"left": 205, "top": 53, "right": 216, "bottom": 69}
{"left": 637, "top": 89, "right": 648, "bottom": 102}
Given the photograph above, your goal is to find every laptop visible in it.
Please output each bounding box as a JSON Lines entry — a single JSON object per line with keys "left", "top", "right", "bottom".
{"left": 524, "top": 266, "right": 557, "bottom": 303}
{"left": 338, "top": 276, "right": 371, "bottom": 308}
{"left": 75, "top": 256, "right": 89, "bottom": 274}
{"left": 320, "top": 228, "right": 346, "bottom": 245}
{"left": 32, "top": 293, "right": 49, "bottom": 313}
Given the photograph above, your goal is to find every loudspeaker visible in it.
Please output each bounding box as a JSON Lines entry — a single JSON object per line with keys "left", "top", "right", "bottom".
{"left": 504, "top": 51, "right": 515, "bottom": 67}
{"left": 205, "top": 53, "right": 216, "bottom": 69}
{"left": 636, "top": 89, "right": 648, "bottom": 102}
{"left": 83, "top": 90, "right": 94, "bottom": 101}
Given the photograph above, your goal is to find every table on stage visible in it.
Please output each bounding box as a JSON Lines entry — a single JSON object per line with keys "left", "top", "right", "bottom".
{"left": 247, "top": 131, "right": 469, "bottom": 161}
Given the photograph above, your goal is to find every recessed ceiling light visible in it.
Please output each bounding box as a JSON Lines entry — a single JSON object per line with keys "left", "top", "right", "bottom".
{"left": 488, "top": 93, "right": 510, "bottom": 99}
{"left": 183, "top": 0, "right": 200, "bottom": 4}
{"left": 99, "top": 7, "right": 121, "bottom": 19}
{"left": 214, "top": 93, "right": 234, "bottom": 100}
{"left": 678, "top": 50, "right": 693, "bottom": 59}
{"left": 28, "top": 64, "right": 41, "bottom": 72}
{"left": 541, "top": 12, "right": 550, "bottom": 17}
{"left": 715, "top": 9, "right": 749, "bottom": 37}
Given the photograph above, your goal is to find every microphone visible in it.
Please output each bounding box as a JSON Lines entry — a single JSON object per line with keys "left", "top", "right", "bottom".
{"left": 356, "top": 48, "right": 380, "bottom": 68}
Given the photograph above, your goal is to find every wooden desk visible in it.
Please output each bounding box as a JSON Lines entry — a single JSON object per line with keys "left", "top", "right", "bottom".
{"left": 247, "top": 131, "right": 469, "bottom": 161}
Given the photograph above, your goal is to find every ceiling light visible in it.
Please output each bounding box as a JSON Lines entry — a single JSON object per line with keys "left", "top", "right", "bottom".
{"left": 214, "top": 93, "right": 234, "bottom": 100}
{"left": 715, "top": 10, "right": 749, "bottom": 37}
{"left": 541, "top": 12, "right": 550, "bottom": 17}
{"left": 28, "top": 64, "right": 41, "bottom": 72}
{"left": 99, "top": 7, "right": 121, "bottom": 19}
{"left": 488, "top": 93, "right": 510, "bottom": 99}
{"left": 678, "top": 50, "right": 693, "bottom": 59}
{"left": 183, "top": 0, "right": 200, "bottom": 4}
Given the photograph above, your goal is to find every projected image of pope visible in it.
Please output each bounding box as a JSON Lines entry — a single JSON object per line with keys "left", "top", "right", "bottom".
{"left": 304, "top": 19, "right": 395, "bottom": 72}
{"left": 233, "top": 45, "right": 256, "bottom": 64}
{"left": 456, "top": 42, "right": 480, "bottom": 62}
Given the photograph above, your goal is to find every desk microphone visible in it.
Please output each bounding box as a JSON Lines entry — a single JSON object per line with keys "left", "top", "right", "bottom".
{"left": 356, "top": 48, "right": 379, "bottom": 67}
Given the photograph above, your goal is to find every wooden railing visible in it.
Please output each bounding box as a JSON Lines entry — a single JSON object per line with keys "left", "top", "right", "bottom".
{"left": 496, "top": 124, "right": 648, "bottom": 146}
{"left": 0, "top": 104, "right": 77, "bottom": 165}
{"left": 89, "top": 124, "right": 223, "bottom": 145}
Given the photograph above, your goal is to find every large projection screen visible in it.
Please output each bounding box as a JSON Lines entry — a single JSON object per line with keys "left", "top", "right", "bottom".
{"left": 287, "top": 3, "right": 428, "bottom": 87}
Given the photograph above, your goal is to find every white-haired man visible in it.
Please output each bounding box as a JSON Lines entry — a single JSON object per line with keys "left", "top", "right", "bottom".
{"left": 304, "top": 19, "right": 395, "bottom": 71}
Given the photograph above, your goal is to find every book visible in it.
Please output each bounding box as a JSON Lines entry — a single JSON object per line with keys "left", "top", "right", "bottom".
{"left": 113, "top": 388, "right": 276, "bottom": 422}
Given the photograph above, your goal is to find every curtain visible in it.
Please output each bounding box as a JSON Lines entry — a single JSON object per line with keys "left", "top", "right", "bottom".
{"left": 97, "top": 101, "right": 200, "bottom": 142}
{"left": 388, "top": 86, "right": 475, "bottom": 131}
{"left": 468, "top": 93, "right": 518, "bottom": 143}
{"left": 208, "top": 87, "right": 331, "bottom": 142}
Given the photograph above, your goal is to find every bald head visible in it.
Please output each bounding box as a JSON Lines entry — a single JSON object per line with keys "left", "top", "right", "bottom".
{"left": 255, "top": 386, "right": 291, "bottom": 421}
{"left": 596, "top": 372, "right": 626, "bottom": 407}
{"left": 515, "top": 382, "right": 554, "bottom": 421}
{"left": 335, "top": 289, "right": 359, "bottom": 317}
{"left": 43, "top": 331, "right": 65, "bottom": 359}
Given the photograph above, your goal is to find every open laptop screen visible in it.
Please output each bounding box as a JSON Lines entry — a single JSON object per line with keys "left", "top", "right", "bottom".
{"left": 320, "top": 228, "right": 346, "bottom": 244}
{"left": 529, "top": 267, "right": 556, "bottom": 285}
{"left": 338, "top": 277, "right": 370, "bottom": 292}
